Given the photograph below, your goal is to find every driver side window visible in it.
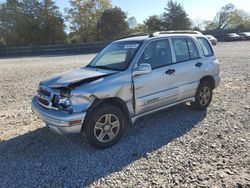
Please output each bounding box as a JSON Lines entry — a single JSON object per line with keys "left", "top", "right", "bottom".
{"left": 138, "top": 39, "right": 172, "bottom": 69}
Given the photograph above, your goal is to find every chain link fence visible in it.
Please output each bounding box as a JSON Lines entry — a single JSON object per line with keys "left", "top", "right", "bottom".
{"left": 1, "top": 29, "right": 250, "bottom": 58}
{"left": 0, "top": 42, "right": 110, "bottom": 58}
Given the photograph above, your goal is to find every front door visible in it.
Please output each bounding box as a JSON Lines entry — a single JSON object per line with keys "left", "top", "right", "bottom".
{"left": 133, "top": 39, "right": 179, "bottom": 115}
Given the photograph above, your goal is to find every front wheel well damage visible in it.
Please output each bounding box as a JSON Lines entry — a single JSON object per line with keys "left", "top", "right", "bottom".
{"left": 81, "top": 97, "right": 130, "bottom": 132}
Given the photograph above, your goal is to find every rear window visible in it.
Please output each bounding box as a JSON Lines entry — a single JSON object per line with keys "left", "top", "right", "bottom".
{"left": 197, "top": 37, "right": 213, "bottom": 57}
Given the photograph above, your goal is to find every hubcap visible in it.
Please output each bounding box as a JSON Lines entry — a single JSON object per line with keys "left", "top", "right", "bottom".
{"left": 199, "top": 86, "right": 211, "bottom": 105}
{"left": 94, "top": 114, "right": 120, "bottom": 143}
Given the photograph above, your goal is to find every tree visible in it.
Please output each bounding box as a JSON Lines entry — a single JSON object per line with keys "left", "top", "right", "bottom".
{"left": 163, "top": 0, "right": 191, "bottom": 30}
{"left": 215, "top": 3, "right": 235, "bottom": 29}
{"left": 203, "top": 20, "right": 217, "bottom": 30}
{"left": 127, "top": 16, "right": 137, "bottom": 29}
{"left": 205, "top": 4, "right": 250, "bottom": 30}
{"left": 0, "top": 0, "right": 66, "bottom": 47}
{"left": 227, "top": 9, "right": 250, "bottom": 29}
{"left": 129, "top": 24, "right": 147, "bottom": 34}
{"left": 144, "top": 15, "right": 164, "bottom": 32}
{"left": 66, "top": 0, "right": 111, "bottom": 42}
{"left": 39, "top": 0, "right": 66, "bottom": 45}
{"left": 192, "top": 18, "right": 204, "bottom": 31}
{"left": 99, "top": 7, "right": 129, "bottom": 41}
{"left": 0, "top": 0, "right": 23, "bottom": 46}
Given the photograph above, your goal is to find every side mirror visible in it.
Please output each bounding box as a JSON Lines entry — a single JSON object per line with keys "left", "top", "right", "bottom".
{"left": 133, "top": 63, "right": 152, "bottom": 76}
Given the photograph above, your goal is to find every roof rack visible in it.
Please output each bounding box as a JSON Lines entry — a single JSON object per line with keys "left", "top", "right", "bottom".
{"left": 119, "top": 32, "right": 148, "bottom": 39}
{"left": 150, "top": 30, "right": 203, "bottom": 37}
{"left": 120, "top": 30, "right": 203, "bottom": 39}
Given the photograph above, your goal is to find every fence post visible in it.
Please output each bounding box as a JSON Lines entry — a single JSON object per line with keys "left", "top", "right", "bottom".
{"left": 5, "top": 44, "right": 9, "bottom": 57}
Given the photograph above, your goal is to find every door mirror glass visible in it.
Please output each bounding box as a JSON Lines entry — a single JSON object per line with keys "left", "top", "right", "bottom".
{"left": 133, "top": 63, "right": 152, "bottom": 76}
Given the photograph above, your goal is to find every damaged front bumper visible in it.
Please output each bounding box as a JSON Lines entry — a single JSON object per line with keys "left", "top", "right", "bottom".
{"left": 31, "top": 96, "right": 86, "bottom": 134}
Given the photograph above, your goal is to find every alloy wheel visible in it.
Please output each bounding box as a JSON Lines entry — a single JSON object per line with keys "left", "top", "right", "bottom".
{"left": 199, "top": 86, "right": 211, "bottom": 106}
{"left": 94, "top": 114, "right": 120, "bottom": 143}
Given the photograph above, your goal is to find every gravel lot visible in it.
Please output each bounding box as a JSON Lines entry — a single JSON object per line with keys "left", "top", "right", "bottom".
{"left": 0, "top": 42, "right": 249, "bottom": 188}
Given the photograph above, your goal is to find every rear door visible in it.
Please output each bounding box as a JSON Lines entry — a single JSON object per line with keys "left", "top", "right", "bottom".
{"left": 133, "top": 38, "right": 179, "bottom": 115}
{"left": 170, "top": 37, "right": 203, "bottom": 100}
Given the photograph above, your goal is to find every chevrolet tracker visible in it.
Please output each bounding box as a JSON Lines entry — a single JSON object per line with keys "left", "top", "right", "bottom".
{"left": 32, "top": 31, "right": 220, "bottom": 148}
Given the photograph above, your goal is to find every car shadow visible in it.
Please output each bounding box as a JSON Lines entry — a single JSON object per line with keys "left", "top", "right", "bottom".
{"left": 0, "top": 104, "right": 207, "bottom": 187}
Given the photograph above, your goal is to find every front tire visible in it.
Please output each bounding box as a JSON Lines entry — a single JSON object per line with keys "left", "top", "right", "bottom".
{"left": 191, "top": 81, "right": 213, "bottom": 110}
{"left": 84, "top": 104, "right": 126, "bottom": 149}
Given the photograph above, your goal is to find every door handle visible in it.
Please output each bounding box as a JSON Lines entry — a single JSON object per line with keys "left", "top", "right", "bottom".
{"left": 165, "top": 69, "right": 175, "bottom": 75}
{"left": 195, "top": 62, "right": 203, "bottom": 67}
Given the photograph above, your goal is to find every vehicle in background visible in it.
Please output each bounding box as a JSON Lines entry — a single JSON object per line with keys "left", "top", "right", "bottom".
{"left": 224, "top": 33, "right": 241, "bottom": 41}
{"left": 238, "top": 32, "right": 250, "bottom": 40}
{"left": 206, "top": 35, "right": 217, "bottom": 46}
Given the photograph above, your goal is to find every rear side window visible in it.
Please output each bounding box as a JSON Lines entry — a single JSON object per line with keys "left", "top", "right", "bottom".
{"left": 187, "top": 39, "right": 200, "bottom": 59}
{"left": 172, "top": 38, "right": 190, "bottom": 62}
{"left": 172, "top": 38, "right": 200, "bottom": 62}
{"left": 197, "top": 37, "right": 213, "bottom": 57}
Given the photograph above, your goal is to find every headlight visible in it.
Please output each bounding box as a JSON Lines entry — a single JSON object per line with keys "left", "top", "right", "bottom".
{"left": 52, "top": 90, "right": 73, "bottom": 112}
{"left": 58, "top": 97, "right": 72, "bottom": 108}
{"left": 53, "top": 91, "right": 94, "bottom": 113}
{"left": 54, "top": 96, "right": 73, "bottom": 112}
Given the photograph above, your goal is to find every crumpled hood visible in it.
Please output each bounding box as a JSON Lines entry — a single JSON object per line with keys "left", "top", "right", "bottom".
{"left": 41, "top": 68, "right": 117, "bottom": 89}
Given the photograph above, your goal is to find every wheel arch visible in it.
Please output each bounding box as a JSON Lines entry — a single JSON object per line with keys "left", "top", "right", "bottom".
{"left": 82, "top": 97, "right": 130, "bottom": 132}
{"left": 200, "top": 75, "right": 215, "bottom": 89}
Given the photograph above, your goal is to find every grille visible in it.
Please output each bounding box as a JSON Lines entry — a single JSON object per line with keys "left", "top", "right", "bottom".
{"left": 52, "top": 95, "right": 59, "bottom": 105}
{"left": 38, "top": 87, "right": 51, "bottom": 97}
{"left": 38, "top": 97, "right": 49, "bottom": 106}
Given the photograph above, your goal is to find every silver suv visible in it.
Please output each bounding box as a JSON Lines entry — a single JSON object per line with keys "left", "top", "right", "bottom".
{"left": 32, "top": 31, "right": 220, "bottom": 148}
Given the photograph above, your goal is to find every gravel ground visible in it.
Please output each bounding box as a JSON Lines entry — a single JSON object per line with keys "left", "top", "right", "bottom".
{"left": 0, "top": 42, "right": 249, "bottom": 188}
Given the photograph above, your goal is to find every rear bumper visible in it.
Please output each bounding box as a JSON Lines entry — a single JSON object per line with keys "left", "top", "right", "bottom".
{"left": 31, "top": 96, "right": 86, "bottom": 134}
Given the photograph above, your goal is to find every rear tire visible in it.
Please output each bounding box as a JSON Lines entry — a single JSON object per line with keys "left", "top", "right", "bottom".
{"left": 84, "top": 104, "right": 126, "bottom": 149}
{"left": 191, "top": 81, "right": 213, "bottom": 110}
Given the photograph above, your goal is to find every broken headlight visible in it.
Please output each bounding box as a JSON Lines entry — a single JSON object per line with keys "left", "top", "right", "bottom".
{"left": 52, "top": 90, "right": 73, "bottom": 112}
{"left": 58, "top": 97, "right": 72, "bottom": 109}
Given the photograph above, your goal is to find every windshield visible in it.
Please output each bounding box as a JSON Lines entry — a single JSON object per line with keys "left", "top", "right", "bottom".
{"left": 87, "top": 41, "right": 141, "bottom": 71}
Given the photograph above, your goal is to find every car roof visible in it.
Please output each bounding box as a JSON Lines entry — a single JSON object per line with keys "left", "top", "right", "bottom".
{"left": 116, "top": 31, "right": 204, "bottom": 43}
{"left": 239, "top": 32, "right": 250, "bottom": 34}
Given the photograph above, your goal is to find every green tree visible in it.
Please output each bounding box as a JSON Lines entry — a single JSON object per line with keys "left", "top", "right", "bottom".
{"left": 215, "top": 3, "right": 235, "bottom": 29}
{"left": 227, "top": 9, "right": 250, "bottom": 29}
{"left": 0, "top": 0, "right": 66, "bottom": 47}
{"left": 144, "top": 15, "right": 164, "bottom": 32}
{"left": 39, "top": 0, "right": 66, "bottom": 45}
{"left": 163, "top": 0, "right": 191, "bottom": 30}
{"left": 0, "top": 0, "right": 23, "bottom": 46}
{"left": 205, "top": 4, "right": 250, "bottom": 30}
{"left": 127, "top": 16, "right": 137, "bottom": 29}
{"left": 66, "top": 0, "right": 111, "bottom": 42}
{"left": 99, "top": 7, "right": 129, "bottom": 41}
{"left": 203, "top": 20, "right": 217, "bottom": 30}
{"left": 129, "top": 24, "right": 147, "bottom": 34}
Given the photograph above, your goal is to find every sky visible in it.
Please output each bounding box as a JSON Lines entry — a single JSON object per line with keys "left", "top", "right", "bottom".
{"left": 1, "top": 0, "right": 250, "bottom": 23}
{"left": 55, "top": 0, "right": 250, "bottom": 23}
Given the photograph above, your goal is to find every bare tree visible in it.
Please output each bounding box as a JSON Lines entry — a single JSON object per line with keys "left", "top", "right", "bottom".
{"left": 215, "top": 3, "right": 235, "bottom": 29}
